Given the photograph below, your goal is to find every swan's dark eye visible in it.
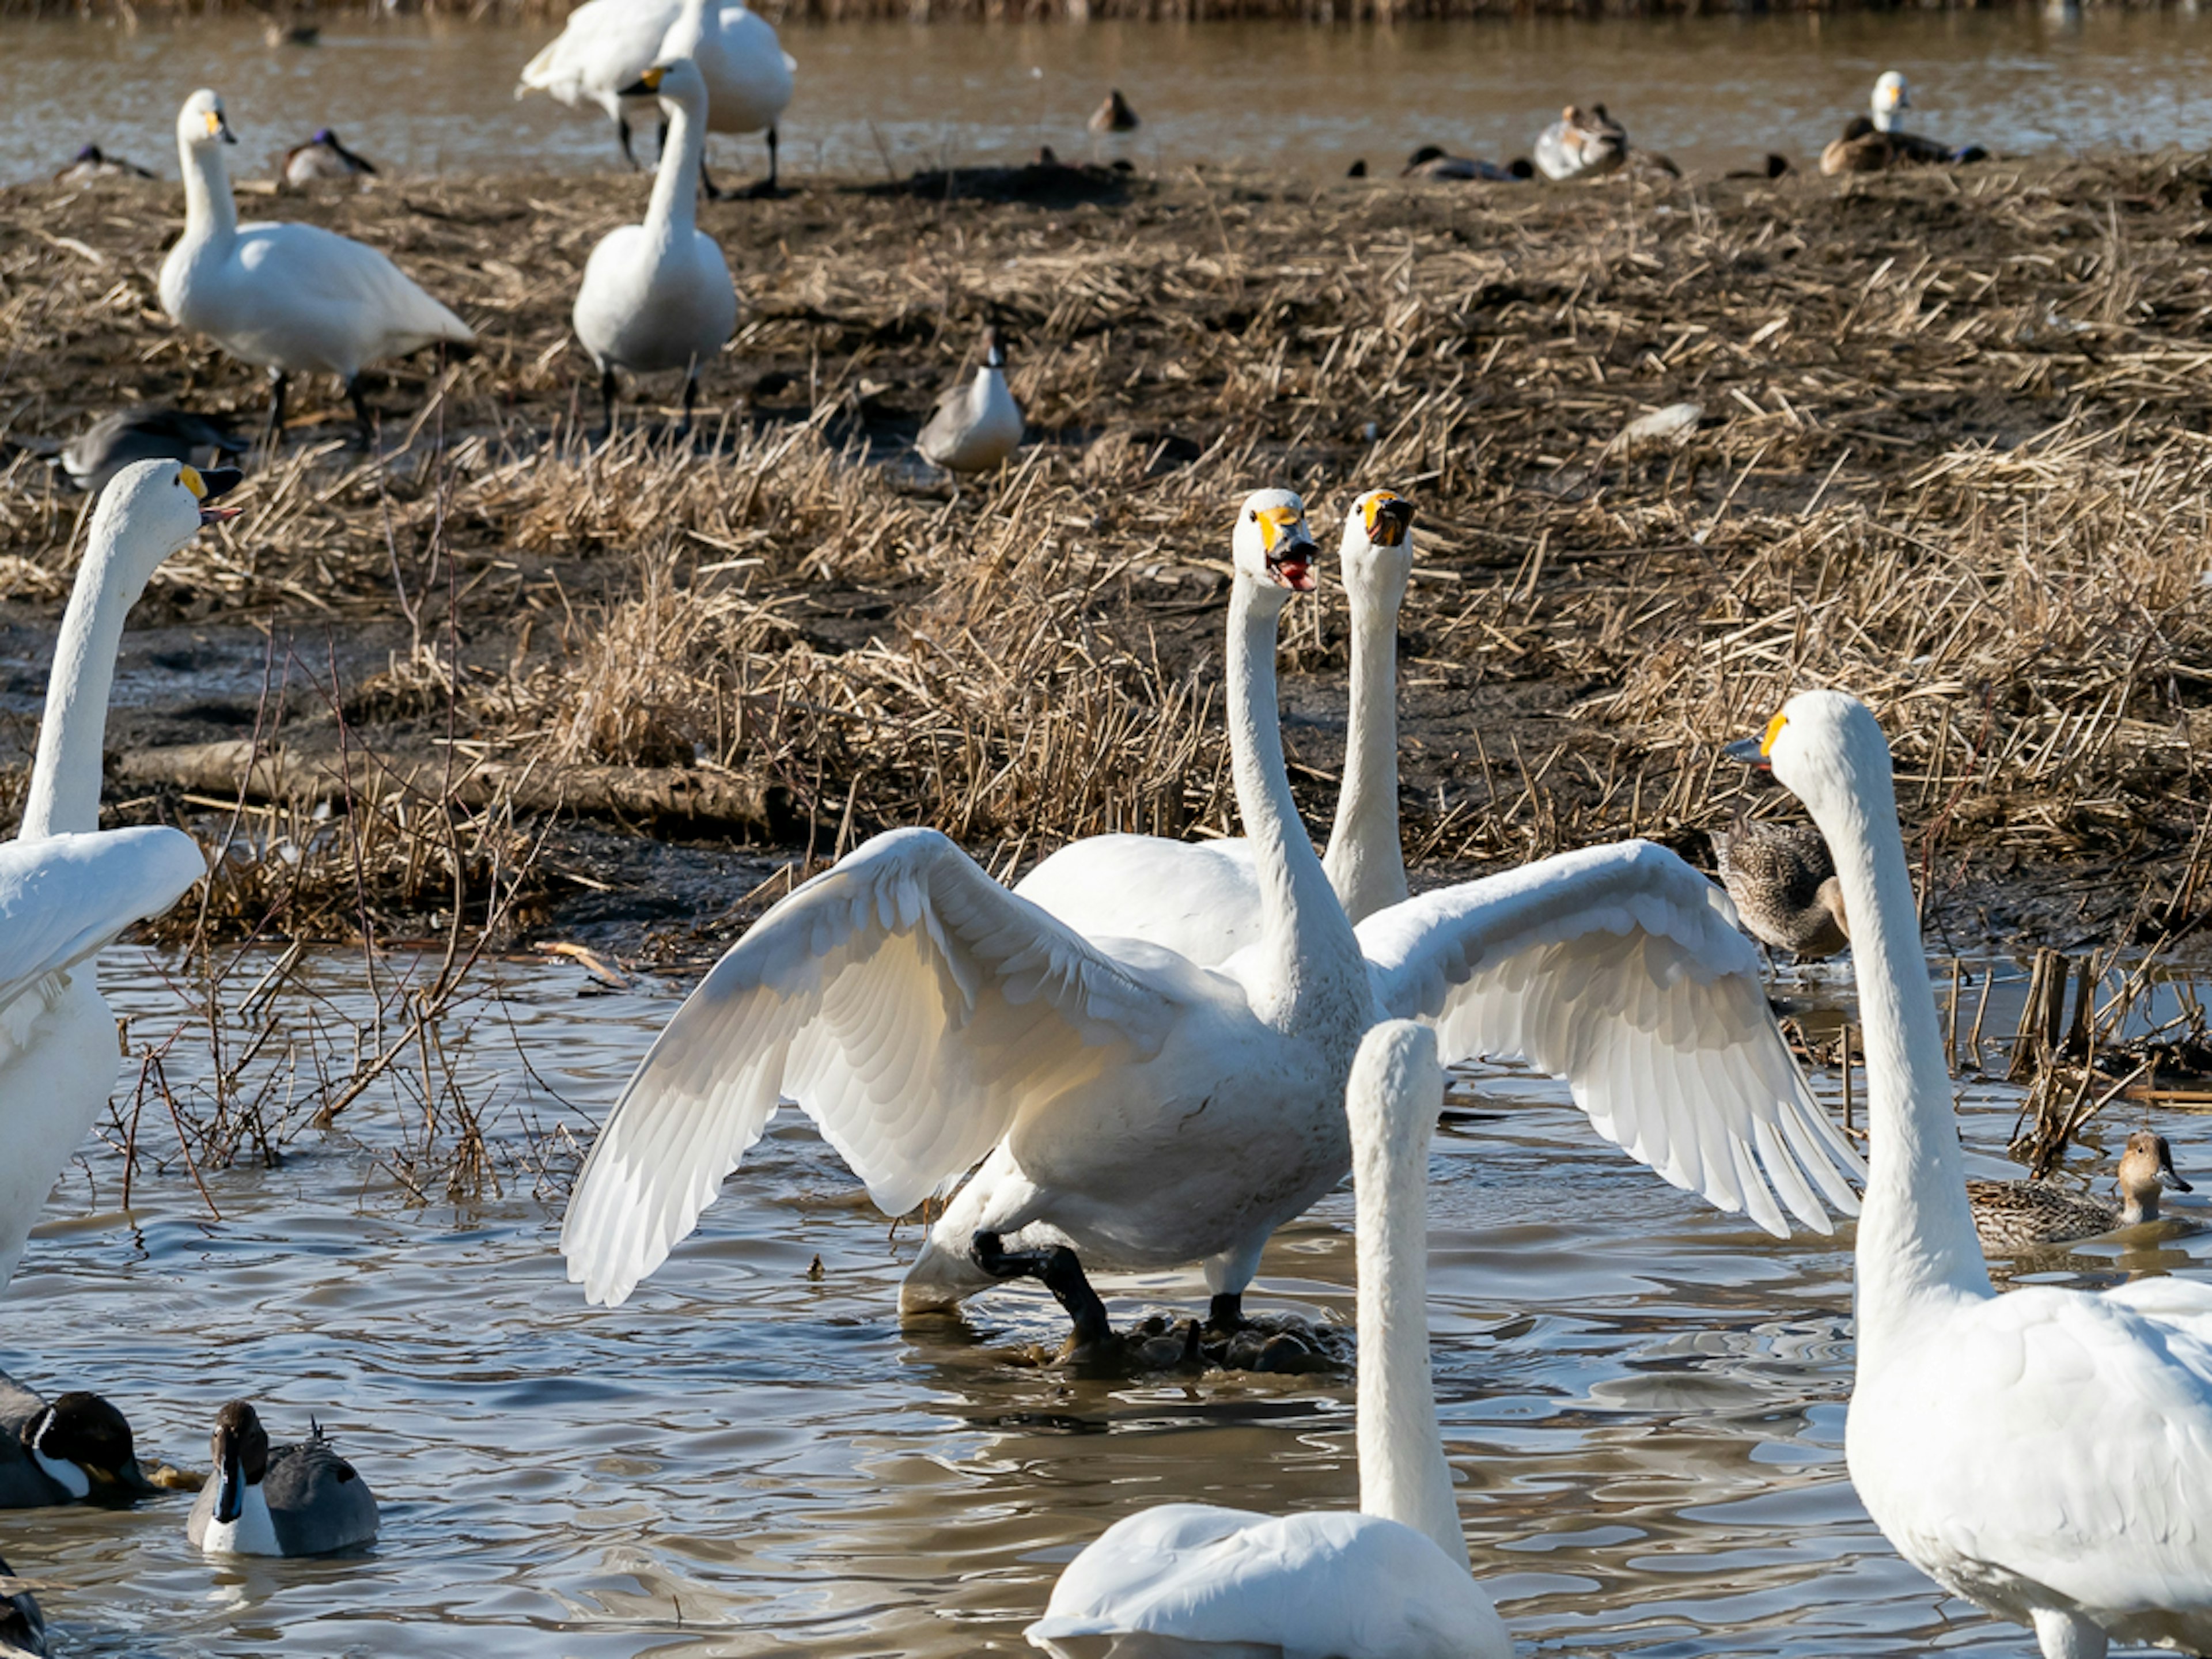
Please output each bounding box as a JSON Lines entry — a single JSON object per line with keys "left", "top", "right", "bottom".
{"left": 1247, "top": 510, "right": 1257, "bottom": 521}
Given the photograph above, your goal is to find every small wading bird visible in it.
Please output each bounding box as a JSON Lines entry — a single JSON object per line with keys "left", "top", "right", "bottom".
{"left": 917, "top": 324, "right": 1022, "bottom": 475}
{"left": 0, "top": 462, "right": 221, "bottom": 1306}
{"left": 1024, "top": 1024, "right": 1512, "bottom": 1659}
{"left": 1730, "top": 690, "right": 2212, "bottom": 1658}
{"left": 518, "top": 0, "right": 796, "bottom": 198}
{"left": 279, "top": 127, "right": 376, "bottom": 188}
{"left": 187, "top": 1400, "right": 378, "bottom": 1556}
{"left": 160, "top": 89, "right": 476, "bottom": 446}
{"left": 560, "top": 490, "right": 1859, "bottom": 1350}
{"left": 571, "top": 59, "right": 738, "bottom": 441}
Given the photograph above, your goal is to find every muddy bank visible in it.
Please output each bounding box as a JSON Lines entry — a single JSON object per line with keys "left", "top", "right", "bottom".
{"left": 2, "top": 153, "right": 2210, "bottom": 963}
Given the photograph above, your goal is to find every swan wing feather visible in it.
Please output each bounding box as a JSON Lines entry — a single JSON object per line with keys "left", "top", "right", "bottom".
{"left": 1361, "top": 839, "right": 1862, "bottom": 1236}
{"left": 562, "top": 827, "right": 1185, "bottom": 1306}
{"left": 233, "top": 224, "right": 475, "bottom": 351}
{"left": 0, "top": 828, "right": 203, "bottom": 1017}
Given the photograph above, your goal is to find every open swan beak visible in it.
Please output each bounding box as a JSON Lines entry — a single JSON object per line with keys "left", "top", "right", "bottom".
{"left": 187, "top": 464, "right": 244, "bottom": 525}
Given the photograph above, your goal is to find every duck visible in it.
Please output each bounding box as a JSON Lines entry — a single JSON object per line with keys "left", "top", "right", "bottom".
{"left": 0, "top": 1552, "right": 44, "bottom": 1658}
{"left": 0, "top": 462, "right": 222, "bottom": 1298}
{"left": 186, "top": 1400, "right": 378, "bottom": 1556}
{"left": 60, "top": 406, "right": 246, "bottom": 496}
{"left": 571, "top": 59, "right": 737, "bottom": 441}
{"left": 0, "top": 1373, "right": 160, "bottom": 1509}
{"left": 1709, "top": 819, "right": 1849, "bottom": 960}
{"left": 517, "top": 0, "right": 795, "bottom": 198}
{"left": 1821, "top": 73, "right": 1985, "bottom": 175}
{"left": 52, "top": 143, "right": 153, "bottom": 186}
{"left": 1401, "top": 145, "right": 1532, "bottom": 183}
{"left": 916, "top": 324, "right": 1022, "bottom": 475}
{"left": 1534, "top": 104, "right": 1627, "bottom": 181}
{"left": 263, "top": 18, "right": 319, "bottom": 46}
{"left": 1089, "top": 90, "right": 1139, "bottom": 134}
{"left": 1025, "top": 1022, "right": 1512, "bottom": 1659}
{"left": 278, "top": 127, "right": 376, "bottom": 189}
{"left": 1014, "top": 489, "right": 1420, "bottom": 960}
{"left": 1730, "top": 689, "right": 2212, "bottom": 1659}
{"left": 159, "top": 90, "right": 476, "bottom": 447}
{"left": 560, "top": 489, "right": 1859, "bottom": 1345}
{"left": 1968, "top": 1129, "right": 2194, "bottom": 1254}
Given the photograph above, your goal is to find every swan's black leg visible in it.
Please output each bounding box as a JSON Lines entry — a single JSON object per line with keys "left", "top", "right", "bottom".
{"left": 596, "top": 366, "right": 618, "bottom": 445}
{"left": 699, "top": 151, "right": 726, "bottom": 201}
{"left": 1206, "top": 1291, "right": 1249, "bottom": 1335}
{"left": 619, "top": 116, "right": 641, "bottom": 171}
{"left": 741, "top": 125, "right": 781, "bottom": 199}
{"left": 344, "top": 375, "right": 374, "bottom": 445}
{"left": 974, "top": 1231, "right": 1116, "bottom": 1353}
{"left": 263, "top": 369, "right": 288, "bottom": 452}
{"left": 679, "top": 369, "right": 700, "bottom": 440}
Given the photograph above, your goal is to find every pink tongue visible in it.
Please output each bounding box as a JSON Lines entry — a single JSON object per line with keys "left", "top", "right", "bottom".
{"left": 1278, "top": 555, "right": 1315, "bottom": 592}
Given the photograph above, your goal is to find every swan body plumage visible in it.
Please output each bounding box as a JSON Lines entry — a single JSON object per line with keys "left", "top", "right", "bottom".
{"left": 0, "top": 460, "right": 225, "bottom": 1291}
{"left": 1742, "top": 690, "right": 2212, "bottom": 1658}
{"left": 1025, "top": 1021, "right": 1510, "bottom": 1659}
{"left": 918, "top": 325, "right": 1022, "bottom": 474}
{"left": 562, "top": 492, "right": 1859, "bottom": 1329}
{"left": 572, "top": 58, "right": 737, "bottom": 434}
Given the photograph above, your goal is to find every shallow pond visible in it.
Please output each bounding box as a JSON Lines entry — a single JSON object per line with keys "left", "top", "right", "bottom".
{"left": 6, "top": 7, "right": 2212, "bottom": 188}
{"left": 3, "top": 944, "right": 2207, "bottom": 1655}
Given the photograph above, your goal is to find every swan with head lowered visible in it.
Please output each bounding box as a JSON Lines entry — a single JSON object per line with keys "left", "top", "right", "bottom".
{"left": 562, "top": 490, "right": 1858, "bottom": 1341}
{"left": 0, "top": 461, "right": 226, "bottom": 1293}
{"left": 1027, "top": 1021, "right": 1510, "bottom": 1658}
{"left": 1731, "top": 690, "right": 2212, "bottom": 1659}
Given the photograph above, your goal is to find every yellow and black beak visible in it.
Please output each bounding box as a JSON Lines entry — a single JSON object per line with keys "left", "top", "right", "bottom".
{"left": 1255, "top": 506, "right": 1316, "bottom": 593}
{"left": 1724, "top": 711, "right": 1788, "bottom": 771}
{"left": 1362, "top": 492, "right": 1415, "bottom": 548}
{"left": 183, "top": 464, "right": 245, "bottom": 525}
{"left": 618, "top": 66, "right": 668, "bottom": 97}
{"left": 204, "top": 107, "right": 237, "bottom": 145}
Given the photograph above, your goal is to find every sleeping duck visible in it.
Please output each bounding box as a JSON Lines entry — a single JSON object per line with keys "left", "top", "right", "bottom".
{"left": 1402, "top": 144, "right": 1532, "bottom": 183}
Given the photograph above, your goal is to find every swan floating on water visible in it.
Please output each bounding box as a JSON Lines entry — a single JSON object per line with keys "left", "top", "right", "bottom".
{"left": 1710, "top": 819, "right": 1849, "bottom": 960}
{"left": 918, "top": 324, "right": 1023, "bottom": 475}
{"left": 160, "top": 89, "right": 476, "bottom": 446}
{"left": 1969, "top": 1128, "right": 2194, "bottom": 1253}
{"left": 0, "top": 462, "right": 224, "bottom": 1301}
{"left": 187, "top": 1400, "right": 379, "bottom": 1556}
{"left": 518, "top": 0, "right": 796, "bottom": 197}
{"left": 571, "top": 59, "right": 737, "bottom": 441}
{"left": 1024, "top": 1022, "right": 1513, "bottom": 1659}
{"left": 1732, "top": 689, "right": 2212, "bottom": 1658}
{"left": 561, "top": 488, "right": 1859, "bottom": 1344}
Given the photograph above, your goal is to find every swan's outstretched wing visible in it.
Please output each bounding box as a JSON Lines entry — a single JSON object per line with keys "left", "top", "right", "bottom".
{"left": 563, "top": 827, "right": 1187, "bottom": 1306}
{"left": 1361, "top": 839, "right": 1862, "bottom": 1236}
{"left": 0, "top": 829, "right": 204, "bottom": 1018}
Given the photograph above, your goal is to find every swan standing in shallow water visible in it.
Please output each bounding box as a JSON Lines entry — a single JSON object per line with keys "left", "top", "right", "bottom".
{"left": 0, "top": 462, "right": 225, "bottom": 1296}
{"left": 571, "top": 59, "right": 737, "bottom": 441}
{"left": 562, "top": 489, "right": 1858, "bottom": 1340}
{"left": 160, "top": 90, "right": 476, "bottom": 446}
{"left": 1026, "top": 1022, "right": 1511, "bottom": 1659}
{"left": 1732, "top": 690, "right": 2212, "bottom": 1658}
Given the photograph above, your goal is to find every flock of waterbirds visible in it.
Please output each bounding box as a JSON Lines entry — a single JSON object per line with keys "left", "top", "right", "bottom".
{"left": 3, "top": 13, "right": 2206, "bottom": 1659}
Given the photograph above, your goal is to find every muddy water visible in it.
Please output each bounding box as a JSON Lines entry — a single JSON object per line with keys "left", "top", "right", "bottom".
{"left": 6, "top": 7, "right": 2212, "bottom": 188}
{"left": 3, "top": 945, "right": 2207, "bottom": 1655}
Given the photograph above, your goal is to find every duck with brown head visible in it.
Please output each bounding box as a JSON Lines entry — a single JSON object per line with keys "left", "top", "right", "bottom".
{"left": 187, "top": 1401, "right": 378, "bottom": 1557}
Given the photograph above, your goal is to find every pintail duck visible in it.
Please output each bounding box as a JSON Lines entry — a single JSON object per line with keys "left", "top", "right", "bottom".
{"left": 52, "top": 144, "right": 153, "bottom": 186}
{"left": 0, "top": 1554, "right": 43, "bottom": 1658}
{"left": 279, "top": 128, "right": 376, "bottom": 189}
{"left": 1969, "top": 1130, "right": 2195, "bottom": 1255}
{"left": 918, "top": 323, "right": 1022, "bottom": 475}
{"left": 1710, "top": 820, "right": 1849, "bottom": 960}
{"left": 186, "top": 1400, "right": 379, "bottom": 1556}
{"left": 1402, "top": 145, "right": 1532, "bottom": 183}
{"left": 60, "top": 407, "right": 246, "bottom": 496}
{"left": 0, "top": 1374, "right": 160, "bottom": 1509}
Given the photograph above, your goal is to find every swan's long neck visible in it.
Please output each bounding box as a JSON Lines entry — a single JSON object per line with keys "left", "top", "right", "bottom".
{"left": 1353, "top": 1051, "right": 1464, "bottom": 1568}
{"left": 1322, "top": 577, "right": 1407, "bottom": 921}
{"left": 645, "top": 96, "right": 703, "bottom": 244}
{"left": 1810, "top": 747, "right": 1990, "bottom": 1368}
{"left": 1227, "top": 578, "right": 1368, "bottom": 1028}
{"left": 180, "top": 137, "right": 237, "bottom": 249}
{"left": 20, "top": 532, "right": 142, "bottom": 839}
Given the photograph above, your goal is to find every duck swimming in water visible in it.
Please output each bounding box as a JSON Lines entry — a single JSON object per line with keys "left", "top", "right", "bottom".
{"left": 0, "top": 1374, "right": 158, "bottom": 1509}
{"left": 0, "top": 1553, "right": 44, "bottom": 1659}
{"left": 1969, "top": 1129, "right": 2194, "bottom": 1255}
{"left": 185, "top": 1400, "right": 379, "bottom": 1556}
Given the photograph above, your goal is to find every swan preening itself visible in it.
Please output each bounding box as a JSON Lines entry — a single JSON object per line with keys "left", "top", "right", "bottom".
{"left": 0, "top": 461, "right": 223, "bottom": 1297}
{"left": 1968, "top": 1128, "right": 2193, "bottom": 1253}
{"left": 1025, "top": 1022, "right": 1512, "bottom": 1659}
{"left": 160, "top": 90, "right": 476, "bottom": 445}
{"left": 1733, "top": 691, "right": 2212, "bottom": 1658}
{"left": 186, "top": 1400, "right": 379, "bottom": 1556}
{"left": 917, "top": 324, "right": 1023, "bottom": 475}
{"left": 571, "top": 59, "right": 738, "bottom": 440}
{"left": 1535, "top": 105, "right": 1628, "bottom": 181}
{"left": 562, "top": 487, "right": 1859, "bottom": 1344}
{"left": 518, "top": 0, "right": 796, "bottom": 197}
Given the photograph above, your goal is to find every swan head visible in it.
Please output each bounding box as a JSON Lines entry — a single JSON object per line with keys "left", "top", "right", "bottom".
{"left": 91, "top": 459, "right": 243, "bottom": 583}
{"left": 1725, "top": 688, "right": 1893, "bottom": 828}
{"left": 178, "top": 89, "right": 238, "bottom": 149}
{"left": 22, "top": 1392, "right": 157, "bottom": 1504}
{"left": 1339, "top": 488, "right": 1415, "bottom": 614}
{"left": 2119, "top": 1128, "right": 2191, "bottom": 1210}
{"left": 1873, "top": 71, "right": 1910, "bottom": 131}
{"left": 618, "top": 58, "right": 709, "bottom": 112}
{"left": 209, "top": 1401, "right": 272, "bottom": 1522}
{"left": 1232, "top": 488, "right": 1317, "bottom": 600}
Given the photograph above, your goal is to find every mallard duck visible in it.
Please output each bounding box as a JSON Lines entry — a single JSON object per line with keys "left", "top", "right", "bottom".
{"left": 1710, "top": 820, "right": 1849, "bottom": 959}
{"left": 1969, "top": 1130, "right": 2194, "bottom": 1254}
{"left": 1534, "top": 104, "right": 1627, "bottom": 181}
{"left": 186, "top": 1401, "right": 378, "bottom": 1556}
{"left": 279, "top": 128, "right": 375, "bottom": 188}
{"left": 52, "top": 144, "right": 153, "bottom": 186}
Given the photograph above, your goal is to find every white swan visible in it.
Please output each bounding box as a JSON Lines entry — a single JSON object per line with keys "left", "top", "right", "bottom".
{"left": 1733, "top": 689, "right": 2212, "bottom": 1659}
{"left": 1872, "top": 70, "right": 1910, "bottom": 134}
{"left": 160, "top": 90, "right": 476, "bottom": 446}
{"left": 1027, "top": 1021, "right": 1511, "bottom": 1659}
{"left": 1014, "top": 487, "right": 1416, "bottom": 963}
{"left": 562, "top": 489, "right": 1857, "bottom": 1337}
{"left": 517, "top": 0, "right": 795, "bottom": 196}
{"left": 917, "top": 325, "right": 1023, "bottom": 475}
{"left": 0, "top": 460, "right": 226, "bottom": 1290}
{"left": 572, "top": 59, "right": 737, "bottom": 441}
